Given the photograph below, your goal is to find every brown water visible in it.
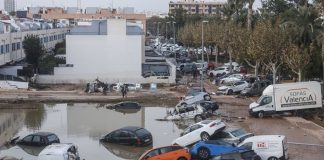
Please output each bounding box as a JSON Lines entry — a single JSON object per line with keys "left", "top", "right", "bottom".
{"left": 0, "top": 103, "right": 187, "bottom": 160}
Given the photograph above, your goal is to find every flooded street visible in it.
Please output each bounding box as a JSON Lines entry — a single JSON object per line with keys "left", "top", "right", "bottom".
{"left": 0, "top": 103, "right": 184, "bottom": 160}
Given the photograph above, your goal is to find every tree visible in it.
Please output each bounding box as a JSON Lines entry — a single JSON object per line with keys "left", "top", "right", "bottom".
{"left": 248, "top": 21, "right": 288, "bottom": 84}
{"left": 22, "top": 35, "right": 45, "bottom": 74}
{"left": 283, "top": 43, "right": 310, "bottom": 81}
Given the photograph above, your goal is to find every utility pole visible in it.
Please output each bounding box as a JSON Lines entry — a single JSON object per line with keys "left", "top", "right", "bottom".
{"left": 201, "top": 20, "right": 208, "bottom": 92}
{"left": 173, "top": 21, "right": 176, "bottom": 59}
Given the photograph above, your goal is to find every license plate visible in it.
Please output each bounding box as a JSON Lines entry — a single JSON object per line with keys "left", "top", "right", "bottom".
{"left": 144, "top": 139, "right": 150, "bottom": 142}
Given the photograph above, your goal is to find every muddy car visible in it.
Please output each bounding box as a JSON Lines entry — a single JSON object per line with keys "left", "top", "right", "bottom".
{"left": 166, "top": 103, "right": 208, "bottom": 122}
{"left": 212, "top": 128, "right": 253, "bottom": 145}
{"left": 240, "top": 80, "right": 271, "bottom": 97}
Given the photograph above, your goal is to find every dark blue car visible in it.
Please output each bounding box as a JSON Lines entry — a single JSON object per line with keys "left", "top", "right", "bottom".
{"left": 190, "top": 140, "right": 246, "bottom": 159}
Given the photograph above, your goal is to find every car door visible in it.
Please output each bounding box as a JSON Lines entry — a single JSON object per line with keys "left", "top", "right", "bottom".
{"left": 189, "top": 124, "right": 204, "bottom": 144}
{"left": 260, "top": 96, "right": 274, "bottom": 112}
{"left": 158, "top": 146, "right": 178, "bottom": 160}
{"left": 110, "top": 130, "right": 122, "bottom": 143}
{"left": 119, "top": 131, "right": 131, "bottom": 144}
{"left": 142, "top": 149, "right": 160, "bottom": 160}
{"left": 20, "top": 135, "right": 33, "bottom": 145}
{"left": 31, "top": 135, "right": 42, "bottom": 146}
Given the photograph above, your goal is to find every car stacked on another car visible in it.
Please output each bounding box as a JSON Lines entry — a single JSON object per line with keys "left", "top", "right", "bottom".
{"left": 138, "top": 145, "right": 191, "bottom": 160}
{"left": 211, "top": 150, "right": 261, "bottom": 160}
{"left": 172, "top": 120, "right": 226, "bottom": 147}
{"left": 101, "top": 126, "right": 152, "bottom": 146}
{"left": 180, "top": 91, "right": 211, "bottom": 106}
{"left": 212, "top": 128, "right": 254, "bottom": 145}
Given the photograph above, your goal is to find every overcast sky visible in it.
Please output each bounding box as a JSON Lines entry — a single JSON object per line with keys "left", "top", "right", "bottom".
{"left": 0, "top": 0, "right": 262, "bottom": 13}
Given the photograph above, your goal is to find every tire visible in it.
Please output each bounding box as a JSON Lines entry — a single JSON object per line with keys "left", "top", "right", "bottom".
{"left": 204, "top": 95, "right": 211, "bottom": 101}
{"left": 227, "top": 89, "right": 233, "bottom": 95}
{"left": 200, "top": 132, "right": 210, "bottom": 141}
{"left": 194, "top": 115, "right": 204, "bottom": 122}
{"left": 197, "top": 147, "right": 210, "bottom": 160}
{"left": 177, "top": 157, "right": 187, "bottom": 160}
{"left": 180, "top": 103, "right": 187, "bottom": 107}
{"left": 207, "top": 108, "right": 213, "bottom": 114}
{"left": 209, "top": 72, "right": 214, "bottom": 77}
{"left": 268, "top": 157, "right": 279, "bottom": 160}
{"left": 258, "top": 111, "right": 264, "bottom": 118}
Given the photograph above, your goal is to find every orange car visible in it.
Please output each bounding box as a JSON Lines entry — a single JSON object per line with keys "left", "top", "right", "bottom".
{"left": 138, "top": 145, "right": 191, "bottom": 160}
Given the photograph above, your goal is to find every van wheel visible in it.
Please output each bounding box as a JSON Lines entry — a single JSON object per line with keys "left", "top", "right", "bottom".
{"left": 258, "top": 111, "right": 264, "bottom": 118}
{"left": 200, "top": 132, "right": 210, "bottom": 141}
{"left": 194, "top": 115, "right": 204, "bottom": 122}
{"left": 197, "top": 147, "right": 210, "bottom": 160}
{"left": 204, "top": 95, "right": 211, "bottom": 101}
{"left": 268, "top": 157, "right": 279, "bottom": 160}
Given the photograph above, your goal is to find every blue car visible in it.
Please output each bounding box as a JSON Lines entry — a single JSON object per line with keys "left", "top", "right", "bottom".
{"left": 190, "top": 140, "right": 246, "bottom": 159}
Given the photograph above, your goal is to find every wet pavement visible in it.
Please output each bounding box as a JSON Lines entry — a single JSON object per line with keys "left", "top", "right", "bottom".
{"left": 0, "top": 103, "right": 184, "bottom": 160}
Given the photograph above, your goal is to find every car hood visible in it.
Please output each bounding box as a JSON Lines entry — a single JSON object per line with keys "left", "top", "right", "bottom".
{"left": 249, "top": 102, "right": 259, "bottom": 109}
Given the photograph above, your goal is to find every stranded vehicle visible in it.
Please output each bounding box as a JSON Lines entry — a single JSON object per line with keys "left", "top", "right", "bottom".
{"left": 249, "top": 81, "right": 323, "bottom": 118}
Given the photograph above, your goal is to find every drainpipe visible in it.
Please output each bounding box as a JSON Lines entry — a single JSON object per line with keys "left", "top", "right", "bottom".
{"left": 98, "top": 21, "right": 102, "bottom": 35}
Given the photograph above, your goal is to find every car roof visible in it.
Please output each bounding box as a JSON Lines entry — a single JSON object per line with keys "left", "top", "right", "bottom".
{"left": 120, "top": 126, "right": 143, "bottom": 132}
{"left": 39, "top": 143, "right": 74, "bottom": 155}
{"left": 30, "top": 132, "right": 55, "bottom": 137}
{"left": 243, "top": 135, "right": 285, "bottom": 142}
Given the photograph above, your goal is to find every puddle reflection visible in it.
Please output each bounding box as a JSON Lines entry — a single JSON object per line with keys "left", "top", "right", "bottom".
{"left": 0, "top": 103, "right": 184, "bottom": 160}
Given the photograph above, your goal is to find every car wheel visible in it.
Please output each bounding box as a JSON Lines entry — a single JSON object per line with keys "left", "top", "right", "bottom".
{"left": 177, "top": 157, "right": 187, "bottom": 160}
{"left": 197, "top": 147, "right": 210, "bottom": 160}
{"left": 180, "top": 102, "right": 187, "bottom": 107}
{"left": 209, "top": 72, "right": 214, "bottom": 77}
{"left": 227, "top": 89, "right": 233, "bottom": 95}
{"left": 200, "top": 132, "right": 210, "bottom": 141}
{"left": 194, "top": 115, "right": 204, "bottom": 122}
{"left": 204, "top": 95, "right": 211, "bottom": 101}
{"left": 258, "top": 111, "right": 265, "bottom": 118}
{"left": 268, "top": 157, "right": 279, "bottom": 160}
{"left": 207, "top": 108, "right": 213, "bottom": 114}
{"left": 253, "top": 155, "right": 262, "bottom": 160}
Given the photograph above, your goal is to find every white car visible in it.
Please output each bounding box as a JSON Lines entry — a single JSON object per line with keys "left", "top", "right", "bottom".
{"left": 172, "top": 120, "right": 226, "bottom": 147}
{"left": 165, "top": 103, "right": 207, "bottom": 121}
{"left": 218, "top": 81, "right": 249, "bottom": 95}
{"left": 194, "top": 62, "right": 208, "bottom": 71}
{"left": 220, "top": 74, "right": 244, "bottom": 84}
{"left": 207, "top": 67, "right": 230, "bottom": 77}
{"left": 38, "top": 143, "right": 80, "bottom": 160}
{"left": 180, "top": 92, "right": 211, "bottom": 105}
{"left": 213, "top": 128, "right": 254, "bottom": 145}
{"left": 224, "top": 62, "right": 240, "bottom": 72}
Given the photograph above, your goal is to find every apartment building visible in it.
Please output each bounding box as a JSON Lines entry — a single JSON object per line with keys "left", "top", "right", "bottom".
{"left": 4, "top": 0, "right": 15, "bottom": 13}
{"left": 169, "top": 0, "right": 226, "bottom": 15}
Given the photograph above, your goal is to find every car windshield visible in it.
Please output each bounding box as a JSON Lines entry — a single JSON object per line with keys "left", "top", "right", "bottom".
{"left": 256, "top": 96, "right": 265, "bottom": 104}
{"left": 231, "top": 129, "right": 247, "bottom": 137}
{"left": 135, "top": 128, "right": 150, "bottom": 136}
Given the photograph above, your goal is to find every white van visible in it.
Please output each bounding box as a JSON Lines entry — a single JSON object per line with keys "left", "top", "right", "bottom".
{"left": 238, "top": 135, "right": 288, "bottom": 160}
{"left": 249, "top": 81, "right": 322, "bottom": 118}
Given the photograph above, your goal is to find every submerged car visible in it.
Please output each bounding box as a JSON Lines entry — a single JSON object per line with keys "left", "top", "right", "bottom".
{"left": 15, "top": 132, "right": 60, "bottom": 146}
{"left": 211, "top": 150, "right": 261, "bottom": 160}
{"left": 38, "top": 143, "right": 80, "bottom": 160}
{"left": 106, "top": 102, "right": 141, "bottom": 110}
{"left": 190, "top": 140, "right": 244, "bottom": 159}
{"left": 212, "top": 128, "right": 253, "bottom": 145}
{"left": 101, "top": 126, "right": 152, "bottom": 146}
{"left": 172, "top": 120, "right": 226, "bottom": 147}
{"left": 138, "top": 145, "right": 191, "bottom": 160}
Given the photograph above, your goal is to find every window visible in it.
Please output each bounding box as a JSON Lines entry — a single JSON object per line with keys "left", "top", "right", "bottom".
{"left": 32, "top": 135, "right": 41, "bottom": 143}
{"left": 120, "top": 131, "right": 130, "bottom": 138}
{"left": 23, "top": 135, "right": 33, "bottom": 142}
{"left": 160, "top": 147, "right": 173, "bottom": 154}
{"left": 145, "top": 149, "right": 159, "bottom": 158}
{"left": 112, "top": 131, "right": 122, "bottom": 137}
{"left": 12, "top": 43, "right": 15, "bottom": 51}
{"left": 17, "top": 42, "right": 20, "bottom": 50}
{"left": 5, "top": 44, "right": 10, "bottom": 52}
{"left": 261, "top": 96, "right": 272, "bottom": 105}
{"left": 47, "top": 134, "right": 59, "bottom": 143}
{"left": 190, "top": 124, "right": 203, "bottom": 132}
{"left": 218, "top": 132, "right": 232, "bottom": 138}
{"left": 0, "top": 45, "right": 3, "bottom": 54}
{"left": 240, "top": 142, "right": 253, "bottom": 150}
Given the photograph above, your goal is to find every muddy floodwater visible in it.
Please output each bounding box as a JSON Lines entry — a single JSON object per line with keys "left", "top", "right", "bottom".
{"left": 0, "top": 103, "right": 189, "bottom": 160}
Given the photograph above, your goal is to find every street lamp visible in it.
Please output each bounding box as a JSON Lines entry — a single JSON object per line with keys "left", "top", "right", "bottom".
{"left": 201, "top": 20, "right": 208, "bottom": 92}
{"left": 166, "top": 22, "right": 170, "bottom": 40}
